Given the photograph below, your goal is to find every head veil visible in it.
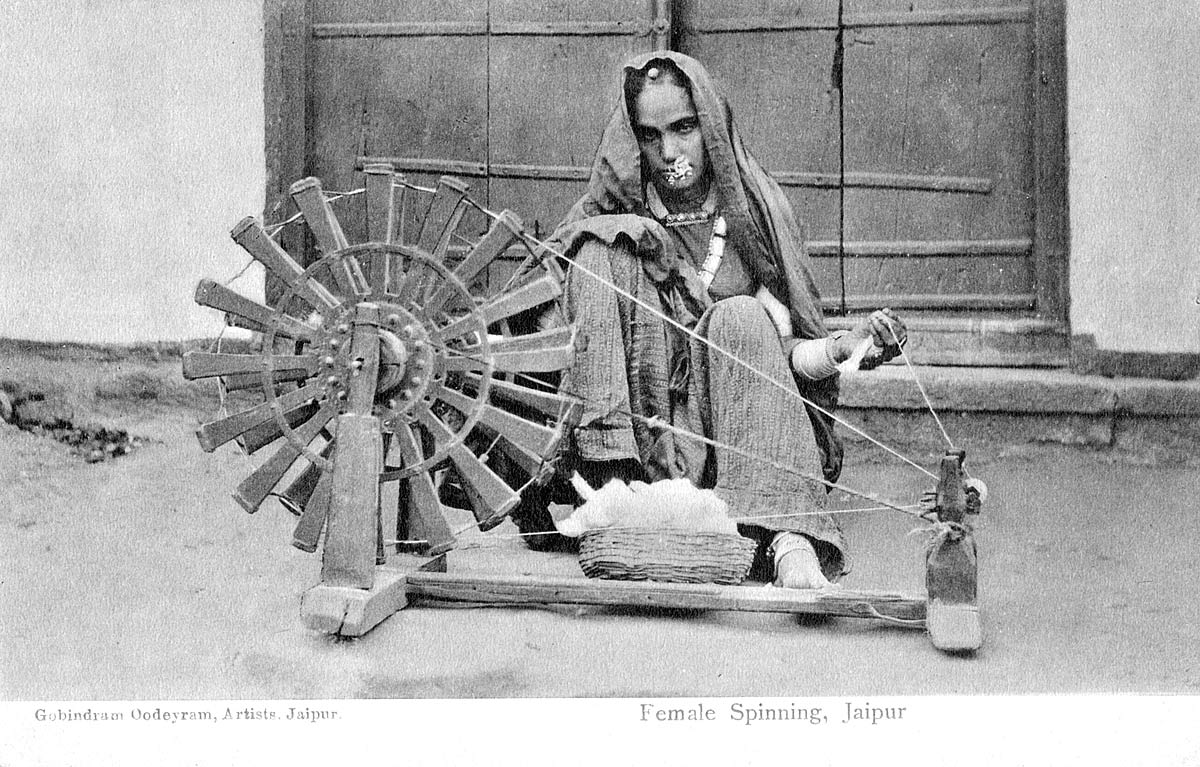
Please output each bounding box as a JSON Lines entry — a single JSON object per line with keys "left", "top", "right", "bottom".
{"left": 556, "top": 50, "right": 844, "bottom": 482}
{"left": 561, "top": 50, "right": 829, "bottom": 343}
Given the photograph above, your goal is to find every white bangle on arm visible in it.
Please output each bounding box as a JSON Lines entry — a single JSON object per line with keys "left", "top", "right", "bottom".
{"left": 789, "top": 336, "right": 840, "bottom": 380}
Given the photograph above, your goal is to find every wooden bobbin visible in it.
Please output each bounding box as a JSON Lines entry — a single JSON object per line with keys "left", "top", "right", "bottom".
{"left": 925, "top": 449, "right": 983, "bottom": 653}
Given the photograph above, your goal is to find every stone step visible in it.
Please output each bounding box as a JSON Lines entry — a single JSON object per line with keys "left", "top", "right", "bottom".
{"left": 839, "top": 364, "right": 1200, "bottom": 416}
{"left": 834, "top": 365, "right": 1200, "bottom": 464}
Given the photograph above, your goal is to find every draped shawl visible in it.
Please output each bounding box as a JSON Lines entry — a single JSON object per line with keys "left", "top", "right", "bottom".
{"left": 551, "top": 50, "right": 844, "bottom": 483}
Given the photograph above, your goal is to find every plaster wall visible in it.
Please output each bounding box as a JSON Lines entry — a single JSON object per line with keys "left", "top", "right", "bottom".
{"left": 1066, "top": 0, "right": 1200, "bottom": 353}
{"left": 0, "top": 0, "right": 265, "bottom": 343}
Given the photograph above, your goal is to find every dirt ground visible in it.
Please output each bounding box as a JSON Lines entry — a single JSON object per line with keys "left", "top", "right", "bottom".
{"left": 2, "top": 343, "right": 1199, "bottom": 701}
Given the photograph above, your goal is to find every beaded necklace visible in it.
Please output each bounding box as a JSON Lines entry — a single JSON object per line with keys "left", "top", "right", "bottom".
{"left": 646, "top": 181, "right": 716, "bottom": 225}
{"left": 646, "top": 183, "right": 727, "bottom": 289}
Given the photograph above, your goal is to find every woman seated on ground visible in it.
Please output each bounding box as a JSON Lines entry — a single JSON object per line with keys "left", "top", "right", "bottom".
{"left": 522, "top": 51, "right": 905, "bottom": 589}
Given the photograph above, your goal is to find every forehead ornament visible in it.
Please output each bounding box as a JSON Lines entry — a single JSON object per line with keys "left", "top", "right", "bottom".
{"left": 646, "top": 67, "right": 661, "bottom": 81}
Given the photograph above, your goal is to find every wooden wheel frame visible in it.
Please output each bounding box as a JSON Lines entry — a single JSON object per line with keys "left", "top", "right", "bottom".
{"left": 186, "top": 165, "right": 981, "bottom": 653}
{"left": 185, "top": 165, "right": 583, "bottom": 598}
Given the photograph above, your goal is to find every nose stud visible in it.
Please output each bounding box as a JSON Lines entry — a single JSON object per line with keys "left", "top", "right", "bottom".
{"left": 663, "top": 156, "right": 694, "bottom": 185}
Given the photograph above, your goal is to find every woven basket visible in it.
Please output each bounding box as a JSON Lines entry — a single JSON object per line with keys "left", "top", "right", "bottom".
{"left": 578, "top": 528, "right": 757, "bottom": 585}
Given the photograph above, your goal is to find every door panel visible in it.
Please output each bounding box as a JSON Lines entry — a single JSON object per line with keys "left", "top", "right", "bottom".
{"left": 488, "top": 0, "right": 669, "bottom": 230}
{"left": 676, "top": 0, "right": 843, "bottom": 276}
{"left": 841, "top": 10, "right": 1035, "bottom": 310}
{"left": 310, "top": 37, "right": 490, "bottom": 245}
{"left": 488, "top": 27, "right": 653, "bottom": 231}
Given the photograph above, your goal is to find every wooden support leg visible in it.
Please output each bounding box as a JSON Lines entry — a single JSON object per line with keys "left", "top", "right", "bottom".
{"left": 319, "top": 415, "right": 382, "bottom": 587}
{"left": 925, "top": 450, "right": 983, "bottom": 653}
{"left": 301, "top": 568, "right": 409, "bottom": 636}
{"left": 301, "top": 556, "right": 445, "bottom": 636}
{"left": 300, "top": 303, "right": 389, "bottom": 631}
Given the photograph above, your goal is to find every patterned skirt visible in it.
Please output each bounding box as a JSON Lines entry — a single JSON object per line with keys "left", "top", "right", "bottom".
{"left": 560, "top": 234, "right": 849, "bottom": 579}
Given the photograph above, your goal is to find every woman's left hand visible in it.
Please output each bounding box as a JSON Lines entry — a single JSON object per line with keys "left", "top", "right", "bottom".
{"left": 847, "top": 308, "right": 907, "bottom": 369}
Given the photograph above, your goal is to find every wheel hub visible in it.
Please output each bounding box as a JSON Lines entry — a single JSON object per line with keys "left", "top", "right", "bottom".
{"left": 375, "top": 303, "right": 437, "bottom": 421}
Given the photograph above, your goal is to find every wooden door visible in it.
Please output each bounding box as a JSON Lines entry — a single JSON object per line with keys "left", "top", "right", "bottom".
{"left": 266, "top": 0, "right": 1066, "bottom": 364}
{"left": 839, "top": 0, "right": 1036, "bottom": 313}
{"left": 676, "top": 0, "right": 1067, "bottom": 365}
{"left": 270, "top": 0, "right": 670, "bottom": 244}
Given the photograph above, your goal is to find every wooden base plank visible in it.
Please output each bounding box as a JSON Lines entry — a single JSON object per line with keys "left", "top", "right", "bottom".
{"left": 404, "top": 571, "right": 926, "bottom": 621}
{"left": 297, "top": 548, "right": 934, "bottom": 637}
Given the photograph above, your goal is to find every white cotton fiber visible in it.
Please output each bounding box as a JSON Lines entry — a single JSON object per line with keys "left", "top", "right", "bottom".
{"left": 554, "top": 474, "right": 737, "bottom": 537}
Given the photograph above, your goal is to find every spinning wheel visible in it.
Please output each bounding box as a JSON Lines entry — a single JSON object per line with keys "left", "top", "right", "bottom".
{"left": 184, "top": 165, "right": 582, "bottom": 593}
{"left": 185, "top": 164, "right": 983, "bottom": 653}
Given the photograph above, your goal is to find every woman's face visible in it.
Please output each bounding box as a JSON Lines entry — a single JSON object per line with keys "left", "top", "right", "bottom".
{"left": 632, "top": 79, "right": 709, "bottom": 194}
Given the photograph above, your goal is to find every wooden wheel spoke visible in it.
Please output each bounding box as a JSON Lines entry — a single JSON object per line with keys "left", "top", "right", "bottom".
{"left": 368, "top": 248, "right": 393, "bottom": 297}
{"left": 278, "top": 442, "right": 334, "bottom": 515}
{"left": 425, "top": 210, "right": 523, "bottom": 311}
{"left": 448, "top": 443, "right": 521, "bottom": 529}
{"left": 194, "top": 279, "right": 317, "bottom": 341}
{"left": 474, "top": 422, "right": 545, "bottom": 478}
{"left": 471, "top": 374, "right": 581, "bottom": 420}
{"left": 290, "top": 177, "right": 360, "bottom": 298}
{"left": 363, "top": 164, "right": 397, "bottom": 245}
{"left": 290, "top": 177, "right": 350, "bottom": 255}
{"left": 310, "top": 258, "right": 356, "bottom": 301}
{"left": 431, "top": 271, "right": 560, "bottom": 344}
{"left": 233, "top": 403, "right": 338, "bottom": 513}
{"left": 221, "top": 369, "right": 313, "bottom": 393}
{"left": 416, "top": 176, "right": 470, "bottom": 259}
{"left": 221, "top": 312, "right": 270, "bottom": 336}
{"left": 430, "top": 311, "right": 483, "bottom": 345}
{"left": 237, "top": 401, "right": 321, "bottom": 454}
{"left": 292, "top": 465, "right": 333, "bottom": 553}
{"left": 386, "top": 179, "right": 410, "bottom": 291}
{"left": 440, "top": 350, "right": 489, "bottom": 374}
{"left": 196, "top": 382, "right": 322, "bottom": 452}
{"left": 486, "top": 326, "right": 577, "bottom": 373}
{"left": 230, "top": 217, "right": 338, "bottom": 309}
{"left": 416, "top": 410, "right": 519, "bottom": 528}
{"left": 360, "top": 162, "right": 395, "bottom": 287}
{"left": 339, "top": 253, "right": 371, "bottom": 296}
{"left": 394, "top": 257, "right": 437, "bottom": 307}
{"left": 391, "top": 425, "right": 455, "bottom": 554}
{"left": 476, "top": 272, "right": 562, "bottom": 327}
{"left": 182, "top": 352, "right": 319, "bottom": 380}
{"left": 434, "top": 385, "right": 558, "bottom": 458}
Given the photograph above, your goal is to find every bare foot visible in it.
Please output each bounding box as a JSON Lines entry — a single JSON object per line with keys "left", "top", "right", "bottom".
{"left": 772, "top": 533, "right": 835, "bottom": 590}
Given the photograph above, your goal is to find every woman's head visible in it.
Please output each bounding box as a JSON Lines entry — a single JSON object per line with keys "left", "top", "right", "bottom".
{"left": 624, "top": 59, "right": 710, "bottom": 195}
